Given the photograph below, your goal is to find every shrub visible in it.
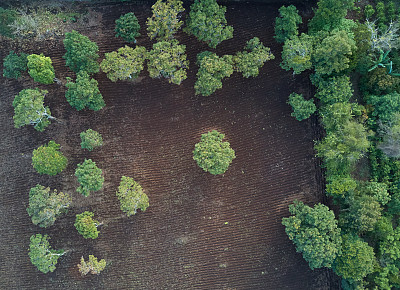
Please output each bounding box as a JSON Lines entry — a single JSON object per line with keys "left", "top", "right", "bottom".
{"left": 287, "top": 93, "right": 316, "bottom": 121}
{"left": 80, "top": 129, "right": 103, "bottom": 151}
{"left": 115, "top": 12, "right": 140, "bottom": 43}
{"left": 32, "top": 141, "right": 68, "bottom": 175}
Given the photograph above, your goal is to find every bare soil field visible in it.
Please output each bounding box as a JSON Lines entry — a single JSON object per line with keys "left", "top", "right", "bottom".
{"left": 0, "top": 2, "right": 339, "bottom": 289}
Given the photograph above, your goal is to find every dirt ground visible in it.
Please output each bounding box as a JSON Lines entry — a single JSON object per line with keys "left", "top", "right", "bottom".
{"left": 0, "top": 2, "right": 339, "bottom": 289}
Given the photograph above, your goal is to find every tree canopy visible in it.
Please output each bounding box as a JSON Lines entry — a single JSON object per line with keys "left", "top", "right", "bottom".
{"left": 78, "top": 255, "right": 106, "bottom": 275}
{"left": 116, "top": 176, "right": 149, "bottom": 217}
{"left": 75, "top": 159, "right": 104, "bottom": 197}
{"left": 115, "top": 12, "right": 140, "bottom": 43}
{"left": 287, "top": 93, "right": 316, "bottom": 121}
{"left": 280, "top": 34, "right": 313, "bottom": 75}
{"left": 3, "top": 50, "right": 27, "bottom": 79}
{"left": 80, "top": 129, "right": 103, "bottom": 151}
{"left": 32, "top": 141, "right": 68, "bottom": 176}
{"left": 27, "top": 53, "right": 55, "bottom": 84}
{"left": 274, "top": 5, "right": 302, "bottom": 43}
{"left": 74, "top": 211, "right": 101, "bottom": 239}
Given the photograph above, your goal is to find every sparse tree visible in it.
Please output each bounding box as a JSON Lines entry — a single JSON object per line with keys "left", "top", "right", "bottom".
{"left": 32, "top": 141, "right": 68, "bottom": 176}
{"left": 78, "top": 255, "right": 106, "bottom": 275}
{"left": 274, "top": 5, "right": 302, "bottom": 43}
{"left": 74, "top": 211, "right": 101, "bottom": 239}
{"left": 80, "top": 129, "right": 103, "bottom": 151}
{"left": 116, "top": 176, "right": 149, "bottom": 217}
{"left": 29, "top": 234, "right": 66, "bottom": 273}
{"left": 280, "top": 33, "right": 313, "bottom": 74}
{"left": 75, "top": 159, "right": 104, "bottom": 197}
{"left": 379, "top": 113, "right": 400, "bottom": 158}
{"left": 287, "top": 93, "right": 316, "bottom": 121}
{"left": 27, "top": 184, "right": 71, "bottom": 228}
{"left": 115, "top": 12, "right": 140, "bottom": 43}
{"left": 27, "top": 53, "right": 55, "bottom": 84}
{"left": 3, "top": 50, "right": 28, "bottom": 79}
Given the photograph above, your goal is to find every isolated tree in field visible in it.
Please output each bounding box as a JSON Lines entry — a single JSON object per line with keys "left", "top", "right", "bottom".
{"left": 274, "top": 5, "right": 302, "bottom": 43}
{"left": 13, "top": 88, "right": 54, "bottom": 131}
{"left": 32, "top": 141, "right": 67, "bottom": 176}
{"left": 63, "top": 30, "right": 99, "bottom": 74}
{"left": 27, "top": 53, "right": 55, "bottom": 84}
{"left": 27, "top": 184, "right": 71, "bottom": 228}
{"left": 280, "top": 34, "right": 313, "bottom": 74}
{"left": 193, "top": 130, "right": 236, "bottom": 175}
{"left": 29, "top": 234, "right": 66, "bottom": 273}
{"left": 146, "top": 0, "right": 184, "bottom": 41}
{"left": 75, "top": 159, "right": 104, "bottom": 197}
{"left": 282, "top": 201, "right": 342, "bottom": 270}
{"left": 116, "top": 176, "right": 149, "bottom": 216}
{"left": 115, "top": 12, "right": 140, "bottom": 43}
{"left": 233, "top": 37, "right": 275, "bottom": 78}
{"left": 185, "top": 0, "right": 233, "bottom": 48}
{"left": 100, "top": 45, "right": 147, "bottom": 82}
{"left": 147, "top": 40, "right": 188, "bottom": 85}
{"left": 65, "top": 71, "right": 105, "bottom": 111}
{"left": 195, "top": 51, "right": 234, "bottom": 96}
{"left": 287, "top": 93, "right": 316, "bottom": 121}
{"left": 3, "top": 50, "right": 28, "bottom": 79}
{"left": 75, "top": 211, "right": 101, "bottom": 239}
{"left": 78, "top": 255, "right": 106, "bottom": 275}
{"left": 80, "top": 129, "right": 103, "bottom": 151}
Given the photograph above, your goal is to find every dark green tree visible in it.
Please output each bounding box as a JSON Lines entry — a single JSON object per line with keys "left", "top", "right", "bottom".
{"left": 80, "top": 129, "right": 103, "bottom": 151}
{"left": 116, "top": 176, "right": 149, "bottom": 216}
{"left": 29, "top": 234, "right": 66, "bottom": 273}
{"left": 367, "top": 92, "right": 400, "bottom": 124}
{"left": 274, "top": 5, "right": 302, "bottom": 43}
{"left": 363, "top": 4, "right": 375, "bottom": 20}
{"left": 3, "top": 51, "right": 28, "bottom": 79}
{"left": 312, "top": 75, "right": 354, "bottom": 105}
{"left": 280, "top": 33, "right": 314, "bottom": 75}
{"left": 74, "top": 211, "right": 101, "bottom": 239}
{"left": 115, "top": 12, "right": 140, "bottom": 43}
{"left": 32, "top": 141, "right": 67, "bottom": 176}
{"left": 0, "top": 8, "right": 17, "bottom": 38}
{"left": 27, "top": 53, "right": 55, "bottom": 84}
{"left": 287, "top": 93, "right": 316, "bottom": 121}
{"left": 75, "top": 159, "right": 104, "bottom": 197}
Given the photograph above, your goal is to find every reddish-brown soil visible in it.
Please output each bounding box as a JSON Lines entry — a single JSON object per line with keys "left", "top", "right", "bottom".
{"left": 0, "top": 2, "right": 339, "bottom": 289}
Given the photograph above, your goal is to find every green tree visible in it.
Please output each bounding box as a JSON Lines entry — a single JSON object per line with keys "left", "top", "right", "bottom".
{"left": 3, "top": 51, "right": 28, "bottom": 79}
{"left": 74, "top": 211, "right": 101, "bottom": 239}
{"left": 326, "top": 175, "right": 357, "bottom": 197}
{"left": 185, "top": 0, "right": 233, "bottom": 48}
{"left": 116, "top": 176, "right": 149, "bottom": 217}
{"left": 367, "top": 92, "right": 400, "bottom": 124}
{"left": 147, "top": 39, "right": 188, "bottom": 85}
{"left": 280, "top": 33, "right": 314, "bottom": 75}
{"left": 312, "top": 75, "right": 354, "bottom": 105}
{"left": 233, "top": 37, "right": 275, "bottom": 78}
{"left": 12, "top": 88, "right": 54, "bottom": 131}
{"left": 359, "top": 181, "right": 390, "bottom": 206}
{"left": 78, "top": 255, "right": 106, "bottom": 275}
{"left": 0, "top": 8, "right": 17, "bottom": 38}
{"left": 193, "top": 130, "right": 236, "bottom": 175}
{"left": 319, "top": 102, "right": 363, "bottom": 132}
{"left": 115, "top": 12, "right": 140, "bottom": 43}
{"left": 80, "top": 129, "right": 103, "bottom": 151}
{"left": 282, "top": 201, "right": 341, "bottom": 270}
{"left": 274, "top": 5, "right": 302, "bottom": 43}
{"left": 379, "top": 227, "right": 400, "bottom": 268}
{"left": 287, "top": 93, "right": 316, "bottom": 121}
{"left": 32, "top": 141, "right": 68, "bottom": 176}
{"left": 27, "top": 184, "right": 71, "bottom": 228}
{"left": 65, "top": 71, "right": 105, "bottom": 111}
{"left": 146, "top": 0, "right": 184, "bottom": 41}
{"left": 363, "top": 4, "right": 375, "bottom": 20}
{"left": 195, "top": 51, "right": 234, "bottom": 96}
{"left": 29, "top": 234, "right": 66, "bottom": 273}
{"left": 333, "top": 234, "right": 375, "bottom": 282}
{"left": 75, "top": 159, "right": 104, "bottom": 197}
{"left": 63, "top": 30, "right": 99, "bottom": 74}
{"left": 100, "top": 45, "right": 147, "bottom": 82}
{"left": 27, "top": 53, "right": 55, "bottom": 84}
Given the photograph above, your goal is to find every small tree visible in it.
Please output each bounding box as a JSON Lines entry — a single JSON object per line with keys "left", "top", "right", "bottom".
{"left": 32, "top": 141, "right": 68, "bottom": 176}
{"left": 115, "top": 12, "right": 140, "bottom": 43}
{"left": 274, "top": 5, "right": 302, "bottom": 43}
{"left": 147, "top": 40, "right": 189, "bottom": 85}
{"left": 3, "top": 50, "right": 28, "bottom": 79}
{"left": 193, "top": 130, "right": 236, "bottom": 175}
{"left": 27, "top": 53, "right": 55, "bottom": 84}
{"left": 280, "top": 34, "right": 314, "bottom": 74}
{"left": 146, "top": 0, "right": 184, "bottom": 41}
{"left": 78, "top": 255, "right": 106, "bottom": 275}
{"left": 287, "top": 93, "right": 316, "bottom": 121}
{"left": 63, "top": 30, "right": 99, "bottom": 74}
{"left": 65, "top": 71, "right": 105, "bottom": 111}
{"left": 80, "top": 129, "right": 103, "bottom": 151}
{"left": 74, "top": 211, "right": 101, "bottom": 239}
{"left": 13, "top": 88, "right": 54, "bottom": 131}
{"left": 27, "top": 184, "right": 71, "bottom": 228}
{"left": 233, "top": 37, "right": 275, "bottom": 78}
{"left": 75, "top": 159, "right": 104, "bottom": 197}
{"left": 29, "top": 234, "right": 66, "bottom": 273}
{"left": 185, "top": 0, "right": 233, "bottom": 48}
{"left": 116, "top": 176, "right": 149, "bottom": 217}
{"left": 100, "top": 45, "right": 147, "bottom": 82}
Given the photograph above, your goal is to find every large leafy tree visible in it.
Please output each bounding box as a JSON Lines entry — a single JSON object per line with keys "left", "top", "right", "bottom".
{"left": 3, "top": 50, "right": 28, "bottom": 79}
{"left": 274, "top": 5, "right": 302, "bottom": 43}
{"left": 63, "top": 30, "right": 99, "bottom": 74}
{"left": 193, "top": 130, "right": 236, "bottom": 175}
{"left": 116, "top": 176, "right": 149, "bottom": 217}
{"left": 146, "top": 0, "right": 184, "bottom": 41}
{"left": 282, "top": 201, "right": 342, "bottom": 270}
{"left": 100, "top": 45, "right": 147, "bottom": 82}
{"left": 185, "top": 0, "right": 233, "bottom": 48}
{"left": 147, "top": 39, "right": 188, "bottom": 85}
{"left": 27, "top": 53, "right": 55, "bottom": 84}
{"left": 233, "top": 37, "right": 274, "bottom": 78}
{"left": 312, "top": 75, "right": 354, "bottom": 106}
{"left": 78, "top": 255, "right": 106, "bottom": 275}
{"left": 32, "top": 141, "right": 68, "bottom": 176}
{"left": 75, "top": 159, "right": 104, "bottom": 197}
{"left": 12, "top": 88, "right": 54, "bottom": 131}
{"left": 287, "top": 93, "right": 316, "bottom": 121}
{"left": 65, "top": 71, "right": 105, "bottom": 111}
{"left": 367, "top": 92, "right": 400, "bottom": 125}
{"left": 195, "top": 51, "right": 234, "bottom": 96}
{"left": 27, "top": 184, "right": 71, "bottom": 228}
{"left": 115, "top": 12, "right": 140, "bottom": 43}
{"left": 80, "top": 129, "right": 103, "bottom": 151}
{"left": 280, "top": 33, "right": 314, "bottom": 75}
{"left": 28, "top": 234, "right": 66, "bottom": 273}
{"left": 74, "top": 211, "right": 101, "bottom": 239}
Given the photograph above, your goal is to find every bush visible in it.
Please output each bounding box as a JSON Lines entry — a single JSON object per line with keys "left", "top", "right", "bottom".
{"left": 115, "top": 12, "right": 140, "bottom": 43}
{"left": 116, "top": 176, "right": 149, "bottom": 216}
{"left": 32, "top": 141, "right": 68, "bottom": 175}
{"left": 3, "top": 51, "right": 28, "bottom": 79}
{"left": 80, "top": 129, "right": 103, "bottom": 151}
{"left": 75, "top": 159, "right": 104, "bottom": 197}
{"left": 287, "top": 93, "right": 316, "bottom": 121}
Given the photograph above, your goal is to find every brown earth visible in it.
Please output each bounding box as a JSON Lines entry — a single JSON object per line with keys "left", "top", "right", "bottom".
{"left": 0, "top": 2, "right": 339, "bottom": 289}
